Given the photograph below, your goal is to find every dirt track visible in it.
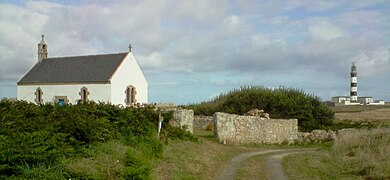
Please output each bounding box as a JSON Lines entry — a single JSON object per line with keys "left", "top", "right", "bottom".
{"left": 216, "top": 149, "right": 315, "bottom": 180}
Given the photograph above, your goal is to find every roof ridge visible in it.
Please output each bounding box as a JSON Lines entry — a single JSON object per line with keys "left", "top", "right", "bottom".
{"left": 47, "top": 52, "right": 129, "bottom": 59}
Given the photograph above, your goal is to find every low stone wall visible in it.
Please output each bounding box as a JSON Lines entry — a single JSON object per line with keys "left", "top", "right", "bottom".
{"left": 213, "top": 112, "right": 298, "bottom": 144}
{"left": 297, "top": 128, "right": 358, "bottom": 143}
{"left": 194, "top": 115, "right": 213, "bottom": 130}
{"left": 297, "top": 130, "right": 336, "bottom": 143}
{"left": 170, "top": 109, "right": 194, "bottom": 133}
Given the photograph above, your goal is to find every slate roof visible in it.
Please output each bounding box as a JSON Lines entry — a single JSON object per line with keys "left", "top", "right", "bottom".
{"left": 17, "top": 52, "right": 129, "bottom": 85}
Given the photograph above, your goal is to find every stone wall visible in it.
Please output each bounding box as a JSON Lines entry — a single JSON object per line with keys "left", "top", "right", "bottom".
{"left": 193, "top": 115, "right": 213, "bottom": 130}
{"left": 170, "top": 109, "right": 194, "bottom": 133}
{"left": 297, "top": 128, "right": 358, "bottom": 143}
{"left": 297, "top": 130, "right": 336, "bottom": 143}
{"left": 213, "top": 112, "right": 298, "bottom": 144}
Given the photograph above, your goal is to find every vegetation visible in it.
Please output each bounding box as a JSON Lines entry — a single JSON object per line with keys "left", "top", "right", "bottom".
{"left": 185, "top": 86, "right": 334, "bottom": 131}
{"left": 327, "top": 106, "right": 390, "bottom": 130}
{"left": 155, "top": 127, "right": 390, "bottom": 179}
{"left": 154, "top": 130, "right": 324, "bottom": 179}
{"left": 330, "top": 105, "right": 390, "bottom": 113}
{"left": 0, "top": 99, "right": 197, "bottom": 179}
{"left": 154, "top": 130, "right": 249, "bottom": 179}
{"left": 157, "top": 100, "right": 390, "bottom": 179}
{"left": 284, "top": 128, "right": 390, "bottom": 179}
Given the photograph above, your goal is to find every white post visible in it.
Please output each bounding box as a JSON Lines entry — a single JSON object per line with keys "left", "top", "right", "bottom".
{"left": 157, "top": 112, "right": 163, "bottom": 139}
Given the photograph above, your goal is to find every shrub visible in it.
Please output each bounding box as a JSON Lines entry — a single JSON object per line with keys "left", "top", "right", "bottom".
{"left": 0, "top": 99, "right": 197, "bottom": 178}
{"left": 159, "top": 125, "right": 199, "bottom": 143}
{"left": 14, "top": 163, "right": 69, "bottom": 179}
{"left": 185, "top": 86, "right": 334, "bottom": 131}
{"left": 124, "top": 149, "right": 152, "bottom": 180}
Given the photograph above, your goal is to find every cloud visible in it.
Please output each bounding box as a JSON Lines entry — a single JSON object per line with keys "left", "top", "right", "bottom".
{"left": 354, "top": 47, "right": 390, "bottom": 77}
{"left": 337, "top": 10, "right": 385, "bottom": 26}
{"left": 0, "top": 3, "right": 49, "bottom": 82}
{"left": 307, "top": 21, "right": 344, "bottom": 41}
{"left": 0, "top": 0, "right": 389, "bottom": 103}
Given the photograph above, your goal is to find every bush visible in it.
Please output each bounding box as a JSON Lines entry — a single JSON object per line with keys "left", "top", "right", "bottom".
{"left": 124, "top": 149, "right": 152, "bottom": 180}
{"left": 159, "top": 125, "right": 199, "bottom": 143}
{"left": 14, "top": 163, "right": 68, "bottom": 179}
{"left": 0, "top": 99, "right": 197, "bottom": 178}
{"left": 185, "top": 86, "right": 334, "bottom": 131}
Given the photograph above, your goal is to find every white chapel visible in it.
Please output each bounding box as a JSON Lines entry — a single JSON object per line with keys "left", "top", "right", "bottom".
{"left": 17, "top": 35, "right": 148, "bottom": 106}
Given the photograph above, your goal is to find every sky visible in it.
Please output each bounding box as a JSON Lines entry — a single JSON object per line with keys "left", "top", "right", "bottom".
{"left": 0, "top": 0, "right": 389, "bottom": 104}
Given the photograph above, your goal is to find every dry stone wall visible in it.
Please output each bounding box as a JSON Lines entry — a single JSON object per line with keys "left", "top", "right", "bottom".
{"left": 297, "top": 130, "right": 336, "bottom": 143}
{"left": 213, "top": 112, "right": 298, "bottom": 144}
{"left": 170, "top": 109, "right": 194, "bottom": 133}
{"left": 194, "top": 115, "right": 213, "bottom": 130}
{"left": 297, "top": 128, "right": 358, "bottom": 143}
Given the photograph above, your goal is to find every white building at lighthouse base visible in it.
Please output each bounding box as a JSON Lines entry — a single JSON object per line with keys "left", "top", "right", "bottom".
{"left": 332, "top": 96, "right": 360, "bottom": 106}
{"left": 332, "top": 96, "right": 385, "bottom": 106}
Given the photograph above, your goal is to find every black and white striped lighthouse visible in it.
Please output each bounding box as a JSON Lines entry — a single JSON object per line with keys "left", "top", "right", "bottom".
{"left": 350, "top": 62, "right": 358, "bottom": 102}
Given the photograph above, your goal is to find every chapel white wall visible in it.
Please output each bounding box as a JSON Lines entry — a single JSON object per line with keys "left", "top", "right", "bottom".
{"left": 17, "top": 84, "right": 111, "bottom": 104}
{"left": 110, "top": 53, "right": 148, "bottom": 105}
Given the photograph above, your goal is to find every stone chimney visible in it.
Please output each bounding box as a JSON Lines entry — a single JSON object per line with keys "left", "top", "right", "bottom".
{"left": 38, "top": 34, "right": 48, "bottom": 62}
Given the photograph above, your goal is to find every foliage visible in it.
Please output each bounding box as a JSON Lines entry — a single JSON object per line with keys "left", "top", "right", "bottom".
{"left": 185, "top": 86, "right": 334, "bottom": 131}
{"left": 0, "top": 99, "right": 197, "bottom": 178}
{"left": 124, "top": 148, "right": 153, "bottom": 179}
{"left": 160, "top": 125, "right": 199, "bottom": 143}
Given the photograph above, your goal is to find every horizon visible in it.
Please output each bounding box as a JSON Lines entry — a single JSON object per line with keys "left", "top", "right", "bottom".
{"left": 1, "top": 0, "right": 389, "bottom": 104}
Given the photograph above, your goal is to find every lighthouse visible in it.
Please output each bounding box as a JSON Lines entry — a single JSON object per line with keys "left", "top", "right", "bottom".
{"left": 350, "top": 62, "right": 357, "bottom": 102}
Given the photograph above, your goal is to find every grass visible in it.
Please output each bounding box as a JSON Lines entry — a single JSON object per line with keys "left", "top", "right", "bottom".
{"left": 153, "top": 131, "right": 327, "bottom": 179}
{"left": 333, "top": 128, "right": 390, "bottom": 178}
{"left": 335, "top": 108, "right": 390, "bottom": 121}
{"left": 330, "top": 105, "right": 390, "bottom": 113}
{"left": 153, "top": 130, "right": 250, "bottom": 179}
{"left": 235, "top": 153, "right": 270, "bottom": 180}
{"left": 284, "top": 152, "right": 362, "bottom": 180}
{"left": 154, "top": 128, "right": 390, "bottom": 179}
{"left": 284, "top": 128, "right": 390, "bottom": 179}
{"left": 63, "top": 140, "right": 129, "bottom": 179}
{"left": 283, "top": 107, "right": 390, "bottom": 179}
{"left": 153, "top": 106, "right": 390, "bottom": 179}
{"left": 331, "top": 106, "right": 390, "bottom": 129}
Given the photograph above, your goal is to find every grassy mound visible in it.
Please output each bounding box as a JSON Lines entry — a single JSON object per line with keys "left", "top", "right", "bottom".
{"left": 185, "top": 86, "right": 334, "bottom": 131}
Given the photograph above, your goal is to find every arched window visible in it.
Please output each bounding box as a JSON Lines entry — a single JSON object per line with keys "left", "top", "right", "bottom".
{"left": 125, "top": 85, "right": 137, "bottom": 105}
{"left": 79, "top": 87, "right": 89, "bottom": 103}
{"left": 34, "top": 87, "right": 43, "bottom": 104}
